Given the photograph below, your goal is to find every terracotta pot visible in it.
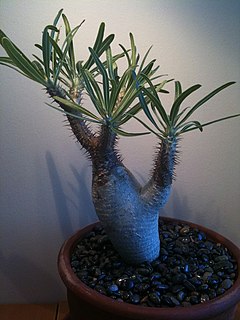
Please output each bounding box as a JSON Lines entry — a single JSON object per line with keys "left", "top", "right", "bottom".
{"left": 58, "top": 217, "right": 240, "bottom": 320}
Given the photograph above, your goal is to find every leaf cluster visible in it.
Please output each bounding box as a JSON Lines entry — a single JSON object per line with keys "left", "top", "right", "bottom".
{"left": 0, "top": 9, "right": 116, "bottom": 95}
{"left": 0, "top": 10, "right": 239, "bottom": 140}
{"left": 55, "top": 31, "right": 168, "bottom": 136}
{"left": 136, "top": 79, "right": 239, "bottom": 142}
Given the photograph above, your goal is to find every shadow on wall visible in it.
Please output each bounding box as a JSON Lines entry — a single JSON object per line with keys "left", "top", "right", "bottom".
{"left": 46, "top": 151, "right": 74, "bottom": 238}
{"left": 69, "top": 164, "right": 98, "bottom": 226}
{"left": 46, "top": 151, "right": 97, "bottom": 240}
{"left": 160, "top": 189, "right": 190, "bottom": 220}
{"left": 160, "top": 187, "right": 223, "bottom": 233}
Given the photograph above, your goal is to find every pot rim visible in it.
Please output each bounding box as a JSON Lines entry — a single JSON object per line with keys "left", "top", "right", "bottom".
{"left": 58, "top": 217, "right": 240, "bottom": 320}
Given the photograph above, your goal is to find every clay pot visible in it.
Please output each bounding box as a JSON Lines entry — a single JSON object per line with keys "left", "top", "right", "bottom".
{"left": 58, "top": 217, "right": 240, "bottom": 320}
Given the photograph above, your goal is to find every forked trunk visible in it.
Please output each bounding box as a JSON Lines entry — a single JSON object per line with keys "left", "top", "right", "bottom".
{"left": 92, "top": 161, "right": 161, "bottom": 264}
{"left": 90, "top": 125, "right": 177, "bottom": 263}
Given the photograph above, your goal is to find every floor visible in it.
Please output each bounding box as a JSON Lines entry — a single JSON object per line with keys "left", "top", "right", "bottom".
{"left": 0, "top": 301, "right": 239, "bottom": 319}
{"left": 0, "top": 301, "right": 69, "bottom": 320}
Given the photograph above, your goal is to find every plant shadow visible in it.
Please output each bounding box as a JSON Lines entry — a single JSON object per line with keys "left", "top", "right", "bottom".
{"left": 46, "top": 151, "right": 97, "bottom": 239}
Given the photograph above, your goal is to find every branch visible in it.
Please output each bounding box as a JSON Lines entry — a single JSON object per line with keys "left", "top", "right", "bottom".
{"left": 141, "top": 139, "right": 178, "bottom": 209}
{"left": 47, "top": 86, "right": 98, "bottom": 157}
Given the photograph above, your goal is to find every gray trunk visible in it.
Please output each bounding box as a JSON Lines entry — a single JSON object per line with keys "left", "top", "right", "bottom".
{"left": 92, "top": 163, "right": 161, "bottom": 263}
{"left": 90, "top": 126, "right": 177, "bottom": 264}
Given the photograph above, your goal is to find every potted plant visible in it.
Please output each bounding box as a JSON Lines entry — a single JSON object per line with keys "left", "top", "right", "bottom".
{"left": 1, "top": 9, "right": 240, "bottom": 320}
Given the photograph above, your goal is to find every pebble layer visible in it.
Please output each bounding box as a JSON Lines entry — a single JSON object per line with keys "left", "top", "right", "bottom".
{"left": 70, "top": 220, "right": 237, "bottom": 308}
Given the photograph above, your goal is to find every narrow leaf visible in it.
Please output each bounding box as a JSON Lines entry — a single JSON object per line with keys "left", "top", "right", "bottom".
{"left": 53, "top": 23, "right": 81, "bottom": 85}
{"left": 45, "top": 103, "right": 102, "bottom": 124}
{"left": 0, "top": 57, "right": 34, "bottom": 78}
{"left": 62, "top": 14, "right": 84, "bottom": 74}
{"left": 83, "top": 23, "right": 114, "bottom": 70}
{"left": 139, "top": 73, "right": 170, "bottom": 127}
{"left": 169, "top": 84, "right": 201, "bottom": 123}
{"left": 139, "top": 45, "right": 153, "bottom": 73}
{"left": 2, "top": 37, "right": 47, "bottom": 85}
{"left": 119, "top": 43, "right": 131, "bottom": 67}
{"left": 77, "top": 62, "right": 106, "bottom": 117}
{"left": 177, "top": 120, "right": 203, "bottom": 134}
{"left": 174, "top": 81, "right": 182, "bottom": 101}
{"left": 42, "top": 25, "right": 58, "bottom": 78}
{"left": 112, "top": 127, "right": 150, "bottom": 137}
{"left": 89, "top": 47, "right": 110, "bottom": 112}
{"left": 131, "top": 114, "right": 164, "bottom": 140}
{"left": 106, "top": 47, "right": 115, "bottom": 80}
{"left": 49, "top": 9, "right": 63, "bottom": 56}
{"left": 177, "top": 82, "right": 236, "bottom": 126}
{"left": 180, "top": 113, "right": 240, "bottom": 134}
{"left": 53, "top": 96, "right": 101, "bottom": 121}
{"left": 93, "top": 22, "right": 105, "bottom": 52}
{"left": 96, "top": 34, "right": 115, "bottom": 58}
{"left": 130, "top": 33, "right": 137, "bottom": 67}
{"left": 119, "top": 102, "right": 142, "bottom": 125}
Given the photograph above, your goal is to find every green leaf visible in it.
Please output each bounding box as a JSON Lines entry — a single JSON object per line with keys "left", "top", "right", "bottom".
{"left": 0, "top": 56, "right": 15, "bottom": 65}
{"left": 0, "top": 29, "right": 8, "bottom": 45}
{"left": 62, "top": 14, "right": 84, "bottom": 75}
{"left": 140, "top": 60, "right": 156, "bottom": 77}
{"left": 89, "top": 47, "right": 110, "bottom": 112}
{"left": 45, "top": 103, "right": 102, "bottom": 124}
{"left": 119, "top": 102, "right": 142, "bottom": 125}
{"left": 84, "top": 69, "right": 105, "bottom": 112}
{"left": 112, "top": 127, "right": 150, "bottom": 137}
{"left": 106, "top": 47, "right": 115, "bottom": 80}
{"left": 48, "top": 36, "right": 72, "bottom": 81}
{"left": 77, "top": 62, "right": 106, "bottom": 117}
{"left": 169, "top": 84, "right": 201, "bottom": 123}
{"left": 130, "top": 114, "right": 164, "bottom": 139}
{"left": 1, "top": 37, "right": 47, "bottom": 85}
{"left": 32, "top": 60, "right": 45, "bottom": 76}
{"left": 53, "top": 96, "right": 101, "bottom": 121}
{"left": 130, "top": 33, "right": 137, "bottom": 67}
{"left": 96, "top": 34, "right": 115, "bottom": 58}
{"left": 93, "top": 22, "right": 105, "bottom": 52}
{"left": 177, "top": 82, "right": 236, "bottom": 127}
{"left": 139, "top": 74, "right": 170, "bottom": 127}
{"left": 48, "top": 9, "right": 63, "bottom": 54}
{"left": 173, "top": 106, "right": 190, "bottom": 123}
{"left": 51, "top": 9, "right": 63, "bottom": 36}
{"left": 136, "top": 88, "right": 159, "bottom": 129}
{"left": 108, "top": 67, "right": 133, "bottom": 115}
{"left": 53, "top": 23, "right": 82, "bottom": 85}
{"left": 119, "top": 44, "right": 131, "bottom": 67}
{"left": 32, "top": 54, "right": 44, "bottom": 66}
{"left": 0, "top": 56, "right": 34, "bottom": 78}
{"left": 42, "top": 25, "right": 58, "bottom": 79}
{"left": 151, "top": 103, "right": 167, "bottom": 130}
{"left": 83, "top": 23, "right": 115, "bottom": 70}
{"left": 111, "top": 72, "right": 141, "bottom": 121}
{"left": 177, "top": 120, "right": 203, "bottom": 134}
{"left": 180, "top": 113, "right": 240, "bottom": 134}
{"left": 174, "top": 81, "right": 182, "bottom": 101}
{"left": 139, "top": 45, "right": 152, "bottom": 73}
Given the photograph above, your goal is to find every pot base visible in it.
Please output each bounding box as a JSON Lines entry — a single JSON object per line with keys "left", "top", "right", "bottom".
{"left": 65, "top": 289, "right": 238, "bottom": 320}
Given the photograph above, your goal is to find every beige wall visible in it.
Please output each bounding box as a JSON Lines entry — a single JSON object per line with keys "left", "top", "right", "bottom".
{"left": 0, "top": 0, "right": 239, "bottom": 303}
